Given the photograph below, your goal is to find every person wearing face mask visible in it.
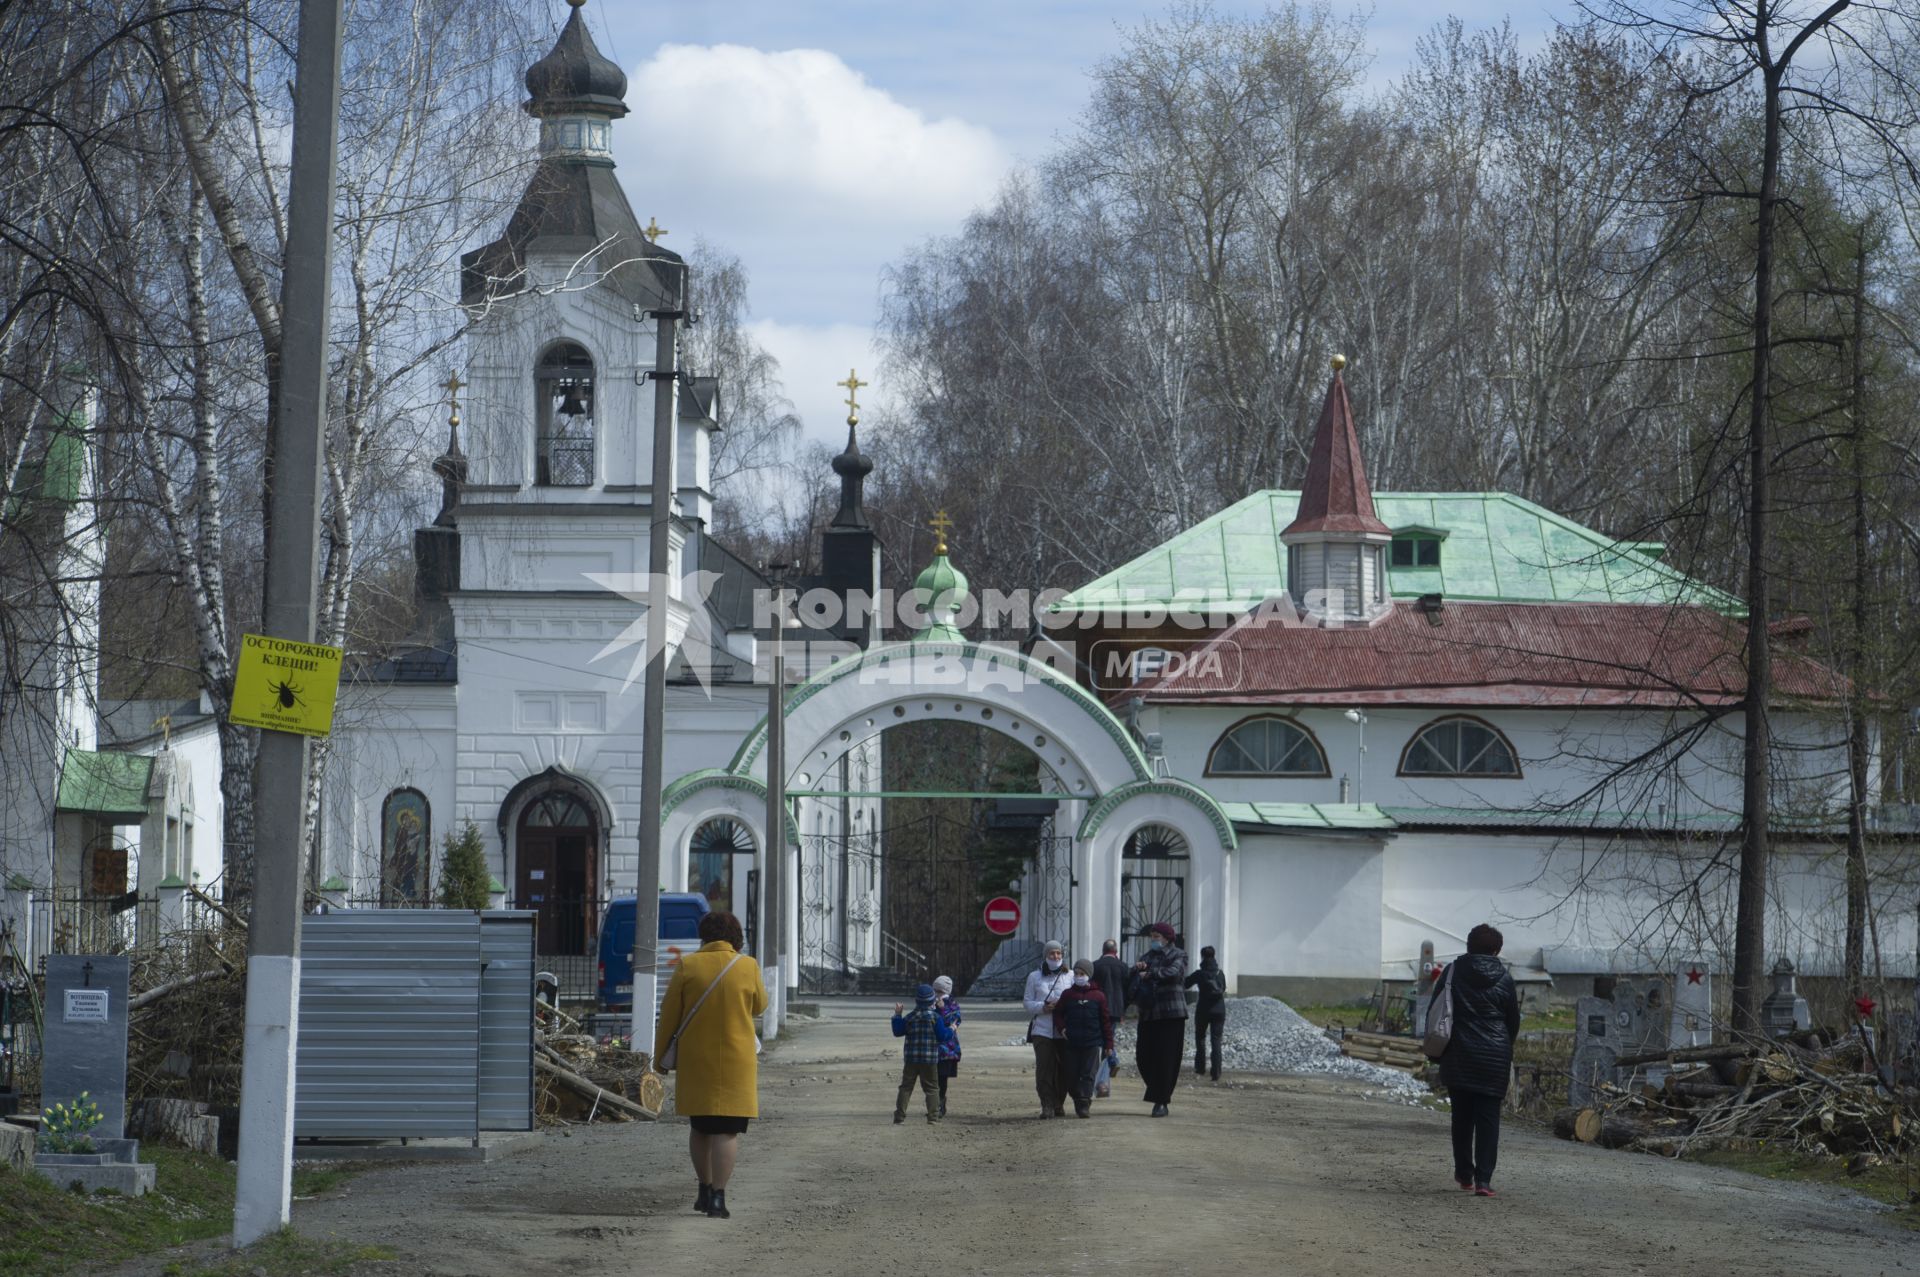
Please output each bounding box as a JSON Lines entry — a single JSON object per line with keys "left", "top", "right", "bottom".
{"left": 1021, "top": 940, "right": 1075, "bottom": 1118}
{"left": 1051, "top": 959, "right": 1115, "bottom": 1118}
{"left": 932, "top": 974, "right": 962, "bottom": 1118}
{"left": 1129, "top": 922, "right": 1188, "bottom": 1116}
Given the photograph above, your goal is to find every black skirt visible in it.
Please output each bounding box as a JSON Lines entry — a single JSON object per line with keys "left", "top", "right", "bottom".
{"left": 688, "top": 1114, "right": 750, "bottom": 1135}
{"left": 1135, "top": 1016, "right": 1186, "bottom": 1104}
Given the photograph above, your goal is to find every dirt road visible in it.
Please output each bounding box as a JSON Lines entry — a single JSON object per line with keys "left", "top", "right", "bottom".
{"left": 215, "top": 1002, "right": 1918, "bottom": 1275}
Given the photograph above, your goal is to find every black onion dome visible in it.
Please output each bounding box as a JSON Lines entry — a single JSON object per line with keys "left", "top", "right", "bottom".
{"left": 831, "top": 422, "right": 873, "bottom": 480}
{"left": 524, "top": 5, "right": 629, "bottom": 119}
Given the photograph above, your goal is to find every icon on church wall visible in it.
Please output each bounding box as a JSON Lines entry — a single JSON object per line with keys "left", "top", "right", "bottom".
{"left": 381, "top": 788, "right": 430, "bottom": 906}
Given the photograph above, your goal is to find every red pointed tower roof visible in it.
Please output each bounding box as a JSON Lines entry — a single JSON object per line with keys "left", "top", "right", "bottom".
{"left": 1282, "top": 355, "right": 1391, "bottom": 538}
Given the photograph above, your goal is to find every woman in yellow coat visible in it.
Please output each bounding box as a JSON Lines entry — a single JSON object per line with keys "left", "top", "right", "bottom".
{"left": 654, "top": 911, "right": 766, "bottom": 1219}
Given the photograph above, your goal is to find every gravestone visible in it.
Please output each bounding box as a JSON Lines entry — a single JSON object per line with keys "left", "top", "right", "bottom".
{"left": 42, "top": 955, "right": 129, "bottom": 1140}
{"left": 1570, "top": 994, "right": 1619, "bottom": 1108}
{"left": 1670, "top": 961, "right": 1712, "bottom": 1048}
{"left": 1611, "top": 978, "right": 1672, "bottom": 1087}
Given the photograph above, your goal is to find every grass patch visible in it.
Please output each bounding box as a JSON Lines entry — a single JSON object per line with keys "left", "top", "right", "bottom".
{"left": 161, "top": 1229, "right": 395, "bottom": 1276}
{"left": 0, "top": 1149, "right": 372, "bottom": 1276}
{"left": 1689, "top": 1146, "right": 1920, "bottom": 1229}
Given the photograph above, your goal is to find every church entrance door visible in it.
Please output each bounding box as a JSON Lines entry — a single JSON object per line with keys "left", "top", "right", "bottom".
{"left": 515, "top": 793, "right": 598, "bottom": 958}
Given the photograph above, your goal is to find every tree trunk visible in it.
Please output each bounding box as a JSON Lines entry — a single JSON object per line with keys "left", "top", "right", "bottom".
{"left": 1732, "top": 50, "right": 1784, "bottom": 1034}
{"left": 217, "top": 716, "right": 259, "bottom": 908}
{"left": 1844, "top": 234, "right": 1870, "bottom": 998}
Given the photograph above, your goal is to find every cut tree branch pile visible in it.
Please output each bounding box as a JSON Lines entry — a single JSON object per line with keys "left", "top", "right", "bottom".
{"left": 1552, "top": 1033, "right": 1915, "bottom": 1170}
{"left": 534, "top": 1032, "right": 664, "bottom": 1123}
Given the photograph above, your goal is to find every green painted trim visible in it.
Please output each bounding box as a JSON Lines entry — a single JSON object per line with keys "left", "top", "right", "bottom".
{"left": 1075, "top": 779, "right": 1239, "bottom": 850}
{"left": 787, "top": 789, "right": 1067, "bottom": 800}
{"left": 487, "top": 876, "right": 507, "bottom": 893}
{"left": 317, "top": 875, "right": 348, "bottom": 892}
{"left": 659, "top": 770, "right": 798, "bottom": 846}
{"left": 725, "top": 641, "right": 1151, "bottom": 784}
{"left": 4, "top": 872, "right": 32, "bottom": 891}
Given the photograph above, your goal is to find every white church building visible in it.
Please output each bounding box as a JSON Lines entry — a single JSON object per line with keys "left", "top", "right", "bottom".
{"left": 4, "top": 6, "right": 1911, "bottom": 1012}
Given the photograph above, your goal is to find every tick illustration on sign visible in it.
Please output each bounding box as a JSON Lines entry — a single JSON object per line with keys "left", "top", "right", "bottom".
{"left": 267, "top": 679, "right": 305, "bottom": 711}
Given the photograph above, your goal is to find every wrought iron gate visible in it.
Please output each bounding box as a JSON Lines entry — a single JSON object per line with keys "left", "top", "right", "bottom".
{"left": 1120, "top": 820, "right": 1191, "bottom": 964}
{"left": 797, "top": 810, "right": 1073, "bottom": 994}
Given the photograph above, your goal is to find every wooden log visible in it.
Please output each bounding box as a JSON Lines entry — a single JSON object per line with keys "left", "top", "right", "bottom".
{"left": 1552, "top": 1107, "right": 1603, "bottom": 1143}
{"left": 534, "top": 1055, "right": 658, "bottom": 1121}
{"left": 1668, "top": 1081, "right": 1740, "bottom": 1101}
{"left": 1612, "top": 1043, "right": 1754, "bottom": 1069}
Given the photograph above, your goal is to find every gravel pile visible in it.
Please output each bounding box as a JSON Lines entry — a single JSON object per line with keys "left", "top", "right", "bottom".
{"left": 1109, "top": 997, "right": 1430, "bottom": 1099}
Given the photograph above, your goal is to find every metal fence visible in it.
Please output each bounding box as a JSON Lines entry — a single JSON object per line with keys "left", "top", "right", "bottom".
{"left": 29, "top": 890, "right": 226, "bottom": 966}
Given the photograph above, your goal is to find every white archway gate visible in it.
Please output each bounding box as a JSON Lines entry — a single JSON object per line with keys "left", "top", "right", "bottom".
{"left": 660, "top": 642, "right": 1237, "bottom": 989}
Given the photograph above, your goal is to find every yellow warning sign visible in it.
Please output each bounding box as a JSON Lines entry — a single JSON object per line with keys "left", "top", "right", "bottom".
{"left": 228, "top": 633, "right": 344, "bottom": 737}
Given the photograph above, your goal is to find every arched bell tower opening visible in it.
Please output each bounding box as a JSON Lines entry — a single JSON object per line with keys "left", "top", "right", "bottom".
{"left": 534, "top": 341, "right": 595, "bottom": 486}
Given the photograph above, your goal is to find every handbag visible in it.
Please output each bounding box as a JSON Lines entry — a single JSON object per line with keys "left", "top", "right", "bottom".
{"left": 658, "top": 952, "right": 744, "bottom": 1072}
{"left": 1421, "top": 962, "right": 1455, "bottom": 1060}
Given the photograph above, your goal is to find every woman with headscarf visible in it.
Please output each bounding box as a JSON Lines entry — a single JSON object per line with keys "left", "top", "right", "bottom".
{"left": 1021, "top": 939, "right": 1074, "bottom": 1118}
{"left": 932, "top": 974, "right": 962, "bottom": 1117}
{"left": 1130, "top": 922, "right": 1187, "bottom": 1116}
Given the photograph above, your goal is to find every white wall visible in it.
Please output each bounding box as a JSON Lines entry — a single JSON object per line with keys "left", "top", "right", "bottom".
{"left": 1234, "top": 833, "right": 1384, "bottom": 980}
{"left": 1146, "top": 702, "right": 1851, "bottom": 822}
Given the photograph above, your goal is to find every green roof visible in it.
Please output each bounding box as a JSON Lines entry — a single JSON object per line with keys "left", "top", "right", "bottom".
{"left": 1219, "top": 801, "right": 1396, "bottom": 830}
{"left": 1053, "top": 491, "right": 1739, "bottom": 615}
{"left": 55, "top": 750, "right": 154, "bottom": 819}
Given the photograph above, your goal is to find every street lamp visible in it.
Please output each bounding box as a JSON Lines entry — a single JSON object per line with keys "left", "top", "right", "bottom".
{"left": 1344, "top": 708, "right": 1368, "bottom": 802}
{"left": 762, "top": 563, "right": 799, "bottom": 1040}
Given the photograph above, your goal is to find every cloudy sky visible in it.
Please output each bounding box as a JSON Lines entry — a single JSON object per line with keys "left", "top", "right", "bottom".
{"left": 580, "top": 0, "right": 1568, "bottom": 450}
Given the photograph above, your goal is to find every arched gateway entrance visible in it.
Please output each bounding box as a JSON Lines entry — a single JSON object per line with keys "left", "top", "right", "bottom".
{"left": 661, "top": 641, "right": 1237, "bottom": 987}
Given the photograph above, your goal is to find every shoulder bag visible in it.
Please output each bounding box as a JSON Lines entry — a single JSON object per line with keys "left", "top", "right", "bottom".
{"left": 658, "top": 952, "right": 745, "bottom": 1072}
{"left": 1421, "top": 962, "right": 1455, "bottom": 1061}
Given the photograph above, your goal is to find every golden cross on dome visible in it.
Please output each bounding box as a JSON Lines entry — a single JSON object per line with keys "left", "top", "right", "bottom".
{"left": 643, "top": 217, "right": 669, "bottom": 244}
{"left": 928, "top": 509, "right": 954, "bottom": 556}
{"left": 836, "top": 368, "right": 869, "bottom": 423}
{"left": 443, "top": 370, "right": 465, "bottom": 425}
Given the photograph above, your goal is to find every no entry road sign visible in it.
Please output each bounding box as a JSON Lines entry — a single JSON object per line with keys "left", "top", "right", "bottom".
{"left": 982, "top": 896, "right": 1021, "bottom": 936}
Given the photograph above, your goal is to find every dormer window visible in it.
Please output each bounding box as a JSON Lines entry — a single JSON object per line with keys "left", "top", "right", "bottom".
{"left": 536, "top": 342, "right": 595, "bottom": 486}
{"left": 1390, "top": 535, "right": 1442, "bottom": 568}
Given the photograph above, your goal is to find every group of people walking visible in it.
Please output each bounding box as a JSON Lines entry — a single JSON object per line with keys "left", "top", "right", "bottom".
{"left": 1022, "top": 925, "right": 1210, "bottom": 1119}
{"left": 654, "top": 906, "right": 1521, "bottom": 1218}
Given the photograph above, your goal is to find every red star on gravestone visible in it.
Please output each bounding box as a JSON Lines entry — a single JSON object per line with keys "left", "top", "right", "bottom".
{"left": 1685, "top": 968, "right": 1704, "bottom": 985}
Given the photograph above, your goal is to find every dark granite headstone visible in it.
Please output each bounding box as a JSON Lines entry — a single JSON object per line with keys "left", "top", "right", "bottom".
{"left": 1570, "top": 994, "right": 1618, "bottom": 1107}
{"left": 42, "top": 955, "right": 129, "bottom": 1141}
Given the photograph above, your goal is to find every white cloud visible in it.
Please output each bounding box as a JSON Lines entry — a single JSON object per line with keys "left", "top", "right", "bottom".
{"left": 628, "top": 45, "right": 1008, "bottom": 226}
{"left": 747, "top": 318, "right": 883, "bottom": 451}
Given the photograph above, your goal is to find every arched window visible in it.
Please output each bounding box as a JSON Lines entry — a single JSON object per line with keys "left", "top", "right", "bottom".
{"left": 1398, "top": 716, "right": 1522, "bottom": 778}
{"left": 535, "top": 342, "right": 595, "bottom": 486}
{"left": 1206, "top": 715, "right": 1330, "bottom": 777}
{"left": 689, "top": 817, "right": 753, "bottom": 915}
{"left": 380, "top": 788, "right": 431, "bottom": 905}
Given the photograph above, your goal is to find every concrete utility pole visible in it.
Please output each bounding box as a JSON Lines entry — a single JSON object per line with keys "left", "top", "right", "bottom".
{"left": 763, "top": 579, "right": 786, "bottom": 1040}
{"left": 631, "top": 273, "right": 684, "bottom": 1042}
{"left": 233, "top": 0, "right": 342, "bottom": 1248}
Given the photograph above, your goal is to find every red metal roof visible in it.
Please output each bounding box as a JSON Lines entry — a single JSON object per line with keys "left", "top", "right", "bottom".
{"left": 1280, "top": 369, "right": 1392, "bottom": 538}
{"left": 1126, "top": 600, "right": 1848, "bottom": 708}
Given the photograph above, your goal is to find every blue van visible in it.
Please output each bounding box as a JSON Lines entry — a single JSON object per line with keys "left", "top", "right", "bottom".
{"left": 597, "top": 893, "right": 711, "bottom": 1015}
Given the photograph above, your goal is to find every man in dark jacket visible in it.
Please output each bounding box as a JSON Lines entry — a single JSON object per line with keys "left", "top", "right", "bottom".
{"left": 1184, "top": 945, "right": 1228, "bottom": 1079}
{"left": 1439, "top": 923, "right": 1521, "bottom": 1196}
{"left": 1090, "top": 940, "right": 1130, "bottom": 1097}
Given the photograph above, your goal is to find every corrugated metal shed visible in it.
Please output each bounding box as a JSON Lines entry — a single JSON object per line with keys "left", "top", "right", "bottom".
{"left": 479, "top": 913, "right": 535, "bottom": 1131}
{"left": 295, "top": 910, "right": 534, "bottom": 1141}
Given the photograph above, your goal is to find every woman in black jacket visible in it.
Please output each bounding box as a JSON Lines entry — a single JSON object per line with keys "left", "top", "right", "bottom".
{"left": 1439, "top": 923, "right": 1521, "bottom": 1196}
